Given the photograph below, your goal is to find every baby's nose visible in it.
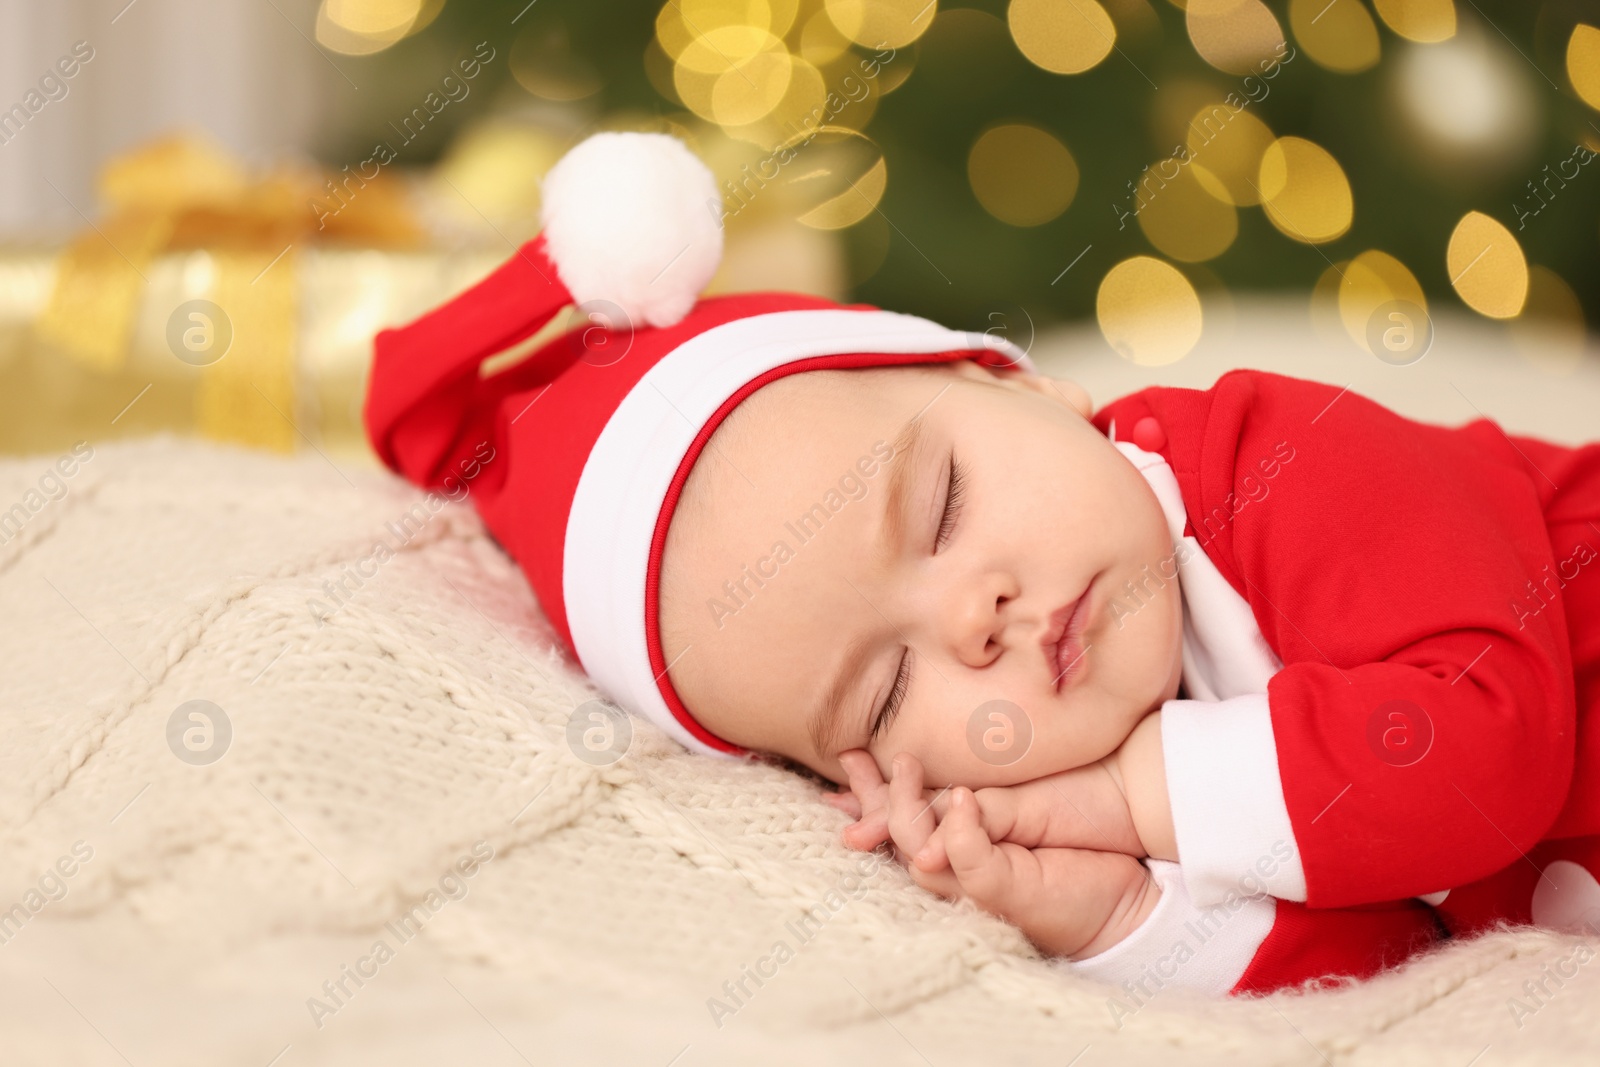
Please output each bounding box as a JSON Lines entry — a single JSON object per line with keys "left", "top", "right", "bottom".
{"left": 940, "top": 582, "right": 1013, "bottom": 667}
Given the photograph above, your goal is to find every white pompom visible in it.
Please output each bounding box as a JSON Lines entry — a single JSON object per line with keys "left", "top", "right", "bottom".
{"left": 539, "top": 132, "right": 723, "bottom": 330}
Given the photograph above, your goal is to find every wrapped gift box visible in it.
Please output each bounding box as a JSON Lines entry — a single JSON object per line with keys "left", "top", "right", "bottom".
{"left": 0, "top": 128, "right": 847, "bottom": 463}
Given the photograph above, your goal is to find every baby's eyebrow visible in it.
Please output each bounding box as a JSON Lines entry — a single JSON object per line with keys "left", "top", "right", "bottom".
{"left": 879, "top": 415, "right": 925, "bottom": 560}
{"left": 808, "top": 631, "right": 874, "bottom": 761}
{"left": 807, "top": 417, "right": 924, "bottom": 761}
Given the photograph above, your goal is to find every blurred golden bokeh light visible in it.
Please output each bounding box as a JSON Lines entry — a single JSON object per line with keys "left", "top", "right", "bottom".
{"left": 325, "top": 0, "right": 1589, "bottom": 369}
{"left": 796, "top": 157, "right": 885, "bottom": 229}
{"left": 1136, "top": 160, "right": 1238, "bottom": 261}
{"left": 733, "top": 57, "right": 830, "bottom": 145}
{"left": 1185, "top": 103, "right": 1274, "bottom": 205}
{"left": 1372, "top": 0, "right": 1456, "bottom": 44}
{"left": 1447, "top": 210, "right": 1528, "bottom": 319}
{"left": 1569, "top": 25, "right": 1600, "bottom": 111}
{"left": 657, "top": 0, "right": 800, "bottom": 59}
{"left": 716, "top": 52, "right": 798, "bottom": 127}
{"left": 674, "top": 29, "right": 795, "bottom": 127}
{"left": 428, "top": 121, "right": 566, "bottom": 232}
{"left": 675, "top": 23, "right": 784, "bottom": 74}
{"left": 1394, "top": 24, "right": 1538, "bottom": 158}
{"left": 1097, "top": 256, "right": 1204, "bottom": 365}
{"left": 778, "top": 127, "right": 888, "bottom": 229}
{"left": 799, "top": 6, "right": 853, "bottom": 64}
{"left": 1512, "top": 265, "right": 1587, "bottom": 375}
{"left": 1258, "top": 136, "right": 1353, "bottom": 243}
{"left": 825, "top": 0, "right": 937, "bottom": 48}
{"left": 1289, "top": 0, "right": 1380, "bottom": 74}
{"left": 1310, "top": 258, "right": 1353, "bottom": 346}
{"left": 316, "top": 0, "right": 428, "bottom": 54}
{"left": 1153, "top": 82, "right": 1220, "bottom": 140}
{"left": 797, "top": 158, "right": 884, "bottom": 228}
{"left": 655, "top": 0, "right": 917, "bottom": 149}
{"left": 324, "top": 0, "right": 421, "bottom": 35}
{"left": 1185, "top": 0, "right": 1284, "bottom": 76}
{"left": 967, "top": 124, "right": 1079, "bottom": 227}
{"left": 1008, "top": 0, "right": 1117, "bottom": 75}
{"left": 1337, "top": 249, "right": 1426, "bottom": 353}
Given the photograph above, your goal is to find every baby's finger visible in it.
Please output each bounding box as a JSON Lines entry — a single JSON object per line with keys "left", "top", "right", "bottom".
{"left": 912, "top": 823, "right": 950, "bottom": 873}
{"left": 837, "top": 750, "right": 891, "bottom": 850}
{"left": 821, "top": 791, "right": 862, "bottom": 818}
{"left": 923, "top": 786, "right": 1021, "bottom": 843}
{"left": 838, "top": 750, "right": 887, "bottom": 798}
{"left": 886, "top": 754, "right": 938, "bottom": 862}
{"left": 904, "top": 857, "right": 964, "bottom": 900}
{"left": 942, "top": 788, "right": 1014, "bottom": 907}
{"left": 843, "top": 807, "right": 890, "bottom": 851}
{"left": 891, "top": 836, "right": 964, "bottom": 899}
{"left": 842, "top": 792, "right": 945, "bottom": 854}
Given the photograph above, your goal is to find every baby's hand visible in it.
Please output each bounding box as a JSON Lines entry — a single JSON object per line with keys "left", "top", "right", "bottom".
{"left": 828, "top": 711, "right": 1176, "bottom": 867}
{"left": 827, "top": 748, "right": 1143, "bottom": 865}
{"left": 874, "top": 754, "right": 1160, "bottom": 959}
{"left": 823, "top": 750, "right": 945, "bottom": 853}
{"left": 911, "top": 758, "right": 1144, "bottom": 871}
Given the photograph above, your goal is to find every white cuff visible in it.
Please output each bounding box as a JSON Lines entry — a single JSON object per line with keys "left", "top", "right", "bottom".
{"left": 1052, "top": 859, "right": 1276, "bottom": 997}
{"left": 1162, "top": 694, "right": 1307, "bottom": 907}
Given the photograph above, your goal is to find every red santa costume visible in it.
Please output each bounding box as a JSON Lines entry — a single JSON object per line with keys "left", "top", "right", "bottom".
{"left": 1067, "top": 374, "right": 1600, "bottom": 996}
{"left": 362, "top": 131, "right": 1600, "bottom": 997}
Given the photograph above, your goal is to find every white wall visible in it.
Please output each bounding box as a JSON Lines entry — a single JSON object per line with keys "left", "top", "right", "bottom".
{"left": 0, "top": 0, "right": 338, "bottom": 236}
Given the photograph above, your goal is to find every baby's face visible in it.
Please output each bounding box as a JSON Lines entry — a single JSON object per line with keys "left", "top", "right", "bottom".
{"left": 660, "top": 359, "right": 1184, "bottom": 788}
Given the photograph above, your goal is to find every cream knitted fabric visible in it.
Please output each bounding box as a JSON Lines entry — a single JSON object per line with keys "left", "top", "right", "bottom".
{"left": 0, "top": 434, "right": 1594, "bottom": 1065}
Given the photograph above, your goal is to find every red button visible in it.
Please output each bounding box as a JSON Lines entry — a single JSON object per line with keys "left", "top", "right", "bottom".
{"left": 1131, "top": 415, "right": 1166, "bottom": 452}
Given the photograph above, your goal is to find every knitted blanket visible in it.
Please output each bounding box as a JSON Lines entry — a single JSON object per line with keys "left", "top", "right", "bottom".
{"left": 4, "top": 309, "right": 1599, "bottom": 1062}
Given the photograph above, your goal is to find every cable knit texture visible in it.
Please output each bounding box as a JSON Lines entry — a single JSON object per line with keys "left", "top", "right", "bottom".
{"left": 0, "top": 434, "right": 1593, "bottom": 1065}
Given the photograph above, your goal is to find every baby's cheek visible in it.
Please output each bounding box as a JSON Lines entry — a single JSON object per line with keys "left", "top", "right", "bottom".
{"left": 910, "top": 727, "right": 1025, "bottom": 793}
{"left": 890, "top": 725, "right": 963, "bottom": 792}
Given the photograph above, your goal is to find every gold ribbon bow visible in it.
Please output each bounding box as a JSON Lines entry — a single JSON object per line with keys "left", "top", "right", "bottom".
{"left": 35, "top": 131, "right": 420, "bottom": 451}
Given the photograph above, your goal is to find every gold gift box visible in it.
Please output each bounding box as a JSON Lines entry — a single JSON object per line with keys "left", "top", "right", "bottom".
{"left": 0, "top": 132, "right": 483, "bottom": 465}
{"left": 0, "top": 242, "right": 503, "bottom": 465}
{"left": 0, "top": 127, "right": 847, "bottom": 462}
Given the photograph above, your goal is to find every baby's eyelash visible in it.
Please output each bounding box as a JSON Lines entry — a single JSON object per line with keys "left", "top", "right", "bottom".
{"left": 934, "top": 455, "right": 966, "bottom": 552}
{"left": 867, "top": 456, "right": 959, "bottom": 742}
{"left": 871, "top": 650, "right": 911, "bottom": 741}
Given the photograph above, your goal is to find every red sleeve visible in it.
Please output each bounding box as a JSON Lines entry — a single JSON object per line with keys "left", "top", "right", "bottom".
{"left": 1114, "top": 371, "right": 1577, "bottom": 909}
{"left": 1231, "top": 898, "right": 1444, "bottom": 995}
{"left": 1057, "top": 858, "right": 1441, "bottom": 999}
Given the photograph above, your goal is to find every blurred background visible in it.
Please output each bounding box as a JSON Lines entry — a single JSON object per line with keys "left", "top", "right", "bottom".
{"left": 0, "top": 0, "right": 1596, "bottom": 461}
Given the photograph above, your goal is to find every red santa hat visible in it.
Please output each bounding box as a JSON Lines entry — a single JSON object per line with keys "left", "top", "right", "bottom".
{"left": 364, "top": 131, "right": 1032, "bottom": 759}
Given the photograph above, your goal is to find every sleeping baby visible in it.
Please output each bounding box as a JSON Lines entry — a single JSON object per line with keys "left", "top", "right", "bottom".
{"left": 364, "top": 131, "right": 1600, "bottom": 999}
